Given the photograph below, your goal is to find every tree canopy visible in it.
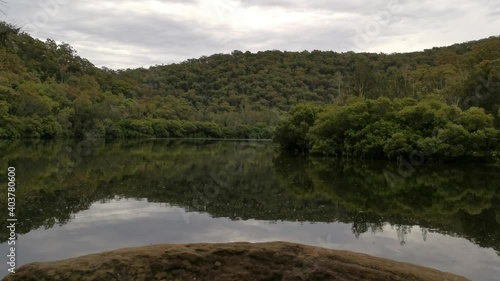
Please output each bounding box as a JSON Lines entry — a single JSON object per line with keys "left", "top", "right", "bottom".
{"left": 274, "top": 97, "right": 500, "bottom": 161}
{"left": 0, "top": 21, "right": 499, "bottom": 141}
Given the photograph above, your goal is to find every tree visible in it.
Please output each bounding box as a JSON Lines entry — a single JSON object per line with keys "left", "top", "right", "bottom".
{"left": 277, "top": 97, "right": 500, "bottom": 161}
{"left": 0, "top": 100, "right": 8, "bottom": 117}
{"left": 273, "top": 103, "right": 323, "bottom": 152}
{"left": 333, "top": 71, "right": 343, "bottom": 98}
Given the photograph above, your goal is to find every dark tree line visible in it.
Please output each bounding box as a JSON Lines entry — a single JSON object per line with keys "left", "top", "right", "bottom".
{"left": 274, "top": 98, "right": 500, "bottom": 161}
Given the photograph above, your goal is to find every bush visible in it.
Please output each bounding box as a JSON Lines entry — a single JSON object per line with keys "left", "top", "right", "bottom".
{"left": 275, "top": 97, "right": 500, "bottom": 161}
{"left": 273, "top": 103, "right": 323, "bottom": 152}
{"left": 121, "top": 120, "right": 155, "bottom": 138}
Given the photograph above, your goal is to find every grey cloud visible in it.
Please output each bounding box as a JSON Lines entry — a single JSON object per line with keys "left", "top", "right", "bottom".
{"left": 3, "top": 0, "right": 500, "bottom": 69}
{"left": 238, "top": 0, "right": 385, "bottom": 14}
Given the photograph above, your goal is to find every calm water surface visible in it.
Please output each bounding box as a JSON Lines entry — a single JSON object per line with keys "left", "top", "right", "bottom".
{"left": 0, "top": 140, "right": 499, "bottom": 280}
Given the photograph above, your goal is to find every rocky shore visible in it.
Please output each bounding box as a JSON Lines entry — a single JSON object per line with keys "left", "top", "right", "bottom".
{"left": 3, "top": 242, "right": 469, "bottom": 281}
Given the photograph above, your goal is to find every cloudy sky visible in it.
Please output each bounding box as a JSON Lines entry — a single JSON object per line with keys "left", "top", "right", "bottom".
{"left": 2, "top": 0, "right": 500, "bottom": 69}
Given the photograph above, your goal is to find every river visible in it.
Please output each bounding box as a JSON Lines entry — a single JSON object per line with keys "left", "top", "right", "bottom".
{"left": 0, "top": 140, "right": 499, "bottom": 280}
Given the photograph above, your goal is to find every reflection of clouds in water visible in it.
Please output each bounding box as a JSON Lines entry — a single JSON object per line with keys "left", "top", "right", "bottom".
{"left": 342, "top": 225, "right": 500, "bottom": 281}
{"left": 70, "top": 199, "right": 183, "bottom": 225}
{"left": 1, "top": 199, "right": 499, "bottom": 281}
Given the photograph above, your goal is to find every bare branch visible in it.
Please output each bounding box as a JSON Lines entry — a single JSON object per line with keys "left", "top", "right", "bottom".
{"left": 0, "top": 1, "right": 5, "bottom": 15}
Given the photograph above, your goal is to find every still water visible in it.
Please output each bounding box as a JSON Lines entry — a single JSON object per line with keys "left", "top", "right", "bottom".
{"left": 0, "top": 140, "right": 499, "bottom": 280}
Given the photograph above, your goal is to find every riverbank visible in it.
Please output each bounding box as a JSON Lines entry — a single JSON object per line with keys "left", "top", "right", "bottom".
{"left": 3, "top": 242, "right": 469, "bottom": 281}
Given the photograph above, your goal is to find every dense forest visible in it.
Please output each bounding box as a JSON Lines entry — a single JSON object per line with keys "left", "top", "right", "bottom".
{"left": 0, "top": 22, "right": 499, "bottom": 145}
{"left": 274, "top": 97, "right": 500, "bottom": 160}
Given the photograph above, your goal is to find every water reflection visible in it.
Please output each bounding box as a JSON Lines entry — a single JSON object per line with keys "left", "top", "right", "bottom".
{"left": 274, "top": 153, "right": 500, "bottom": 250}
{"left": 0, "top": 140, "right": 499, "bottom": 280}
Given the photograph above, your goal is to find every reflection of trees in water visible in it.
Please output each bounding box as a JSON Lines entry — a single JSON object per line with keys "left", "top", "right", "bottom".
{"left": 350, "top": 215, "right": 429, "bottom": 246}
{"left": 351, "top": 212, "right": 384, "bottom": 239}
{"left": 394, "top": 225, "right": 412, "bottom": 246}
{"left": 273, "top": 152, "right": 500, "bottom": 251}
{"left": 422, "top": 227, "right": 428, "bottom": 242}
{"left": 0, "top": 140, "right": 281, "bottom": 241}
{"left": 350, "top": 215, "right": 424, "bottom": 246}
{"left": 0, "top": 140, "right": 499, "bottom": 253}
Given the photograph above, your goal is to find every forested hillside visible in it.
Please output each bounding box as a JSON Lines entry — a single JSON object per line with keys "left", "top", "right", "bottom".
{"left": 0, "top": 21, "right": 499, "bottom": 140}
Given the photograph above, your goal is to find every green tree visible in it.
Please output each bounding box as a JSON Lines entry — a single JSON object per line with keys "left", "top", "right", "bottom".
{"left": 273, "top": 103, "right": 323, "bottom": 152}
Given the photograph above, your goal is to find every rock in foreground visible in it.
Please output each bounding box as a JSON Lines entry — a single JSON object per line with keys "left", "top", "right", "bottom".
{"left": 4, "top": 242, "right": 469, "bottom": 281}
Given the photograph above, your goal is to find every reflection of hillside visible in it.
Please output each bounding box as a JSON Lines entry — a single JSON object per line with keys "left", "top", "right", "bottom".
{"left": 1, "top": 140, "right": 297, "bottom": 240}
{"left": 0, "top": 140, "right": 499, "bottom": 253}
{"left": 273, "top": 153, "right": 500, "bottom": 251}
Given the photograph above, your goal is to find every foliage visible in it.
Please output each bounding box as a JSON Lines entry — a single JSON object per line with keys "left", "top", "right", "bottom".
{"left": 0, "top": 21, "right": 499, "bottom": 141}
{"left": 275, "top": 97, "right": 500, "bottom": 161}
{"left": 273, "top": 103, "right": 323, "bottom": 152}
